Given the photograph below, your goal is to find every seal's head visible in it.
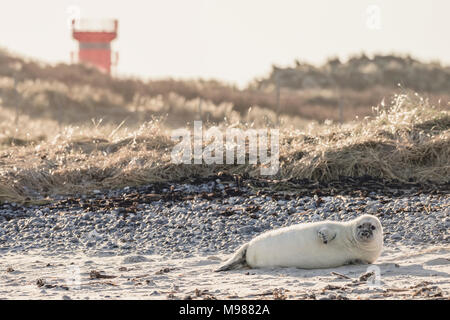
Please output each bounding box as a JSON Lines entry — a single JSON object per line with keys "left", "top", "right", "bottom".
{"left": 353, "top": 214, "right": 383, "bottom": 244}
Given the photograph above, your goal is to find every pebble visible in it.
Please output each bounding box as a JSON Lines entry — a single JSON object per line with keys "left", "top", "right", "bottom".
{"left": 0, "top": 182, "right": 448, "bottom": 256}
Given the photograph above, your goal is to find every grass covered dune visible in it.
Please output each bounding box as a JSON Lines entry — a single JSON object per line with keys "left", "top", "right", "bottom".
{"left": 0, "top": 93, "right": 449, "bottom": 203}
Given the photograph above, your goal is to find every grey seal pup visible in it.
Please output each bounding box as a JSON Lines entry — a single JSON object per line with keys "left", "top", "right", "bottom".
{"left": 216, "top": 214, "right": 383, "bottom": 271}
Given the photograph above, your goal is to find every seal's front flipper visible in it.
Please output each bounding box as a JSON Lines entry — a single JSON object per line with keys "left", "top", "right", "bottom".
{"left": 215, "top": 243, "right": 249, "bottom": 272}
{"left": 318, "top": 227, "right": 337, "bottom": 244}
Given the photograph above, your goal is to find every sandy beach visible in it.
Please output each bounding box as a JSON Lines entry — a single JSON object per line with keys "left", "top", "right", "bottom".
{"left": 1, "top": 179, "right": 449, "bottom": 300}
{"left": 1, "top": 244, "right": 448, "bottom": 300}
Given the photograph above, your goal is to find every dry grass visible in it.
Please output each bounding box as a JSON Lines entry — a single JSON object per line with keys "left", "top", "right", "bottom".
{"left": 2, "top": 49, "right": 449, "bottom": 125}
{"left": 0, "top": 92, "right": 448, "bottom": 203}
{"left": 1, "top": 49, "right": 449, "bottom": 203}
{"left": 0, "top": 75, "right": 313, "bottom": 129}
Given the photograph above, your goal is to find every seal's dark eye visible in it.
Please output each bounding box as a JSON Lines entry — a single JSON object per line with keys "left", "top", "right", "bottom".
{"left": 358, "top": 225, "right": 362, "bottom": 229}
{"left": 371, "top": 225, "right": 376, "bottom": 230}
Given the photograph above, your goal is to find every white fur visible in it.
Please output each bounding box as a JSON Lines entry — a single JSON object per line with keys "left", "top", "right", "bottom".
{"left": 245, "top": 214, "right": 383, "bottom": 269}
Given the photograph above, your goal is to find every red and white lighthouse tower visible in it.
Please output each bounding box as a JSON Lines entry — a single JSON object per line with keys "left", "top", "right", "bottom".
{"left": 72, "top": 19, "right": 118, "bottom": 74}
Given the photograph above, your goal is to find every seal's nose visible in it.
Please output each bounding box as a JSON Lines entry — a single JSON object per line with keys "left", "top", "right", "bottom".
{"left": 361, "top": 230, "right": 372, "bottom": 238}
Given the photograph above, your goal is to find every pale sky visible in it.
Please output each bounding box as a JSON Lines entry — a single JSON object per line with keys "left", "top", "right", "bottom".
{"left": 0, "top": 0, "right": 449, "bottom": 87}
